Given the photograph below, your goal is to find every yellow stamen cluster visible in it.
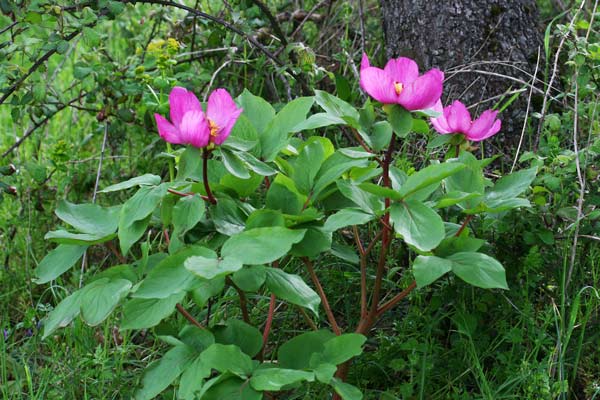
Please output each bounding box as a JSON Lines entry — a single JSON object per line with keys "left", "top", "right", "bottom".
{"left": 394, "top": 82, "right": 404, "bottom": 95}
{"left": 209, "top": 119, "right": 219, "bottom": 137}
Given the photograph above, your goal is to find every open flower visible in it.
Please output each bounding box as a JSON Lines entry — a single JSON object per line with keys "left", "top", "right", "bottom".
{"left": 430, "top": 100, "right": 501, "bottom": 142}
{"left": 359, "top": 53, "right": 444, "bottom": 111}
{"left": 154, "top": 87, "right": 243, "bottom": 148}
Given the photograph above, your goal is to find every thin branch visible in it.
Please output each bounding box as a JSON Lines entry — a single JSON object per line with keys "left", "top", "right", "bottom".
{"left": 0, "top": 29, "right": 82, "bottom": 106}
{"left": 261, "top": 293, "right": 277, "bottom": 359}
{"left": 250, "top": 0, "right": 287, "bottom": 47}
{"left": 202, "top": 149, "right": 217, "bottom": 204}
{"left": 353, "top": 225, "right": 368, "bottom": 318}
{"left": 228, "top": 278, "right": 250, "bottom": 324}
{"left": 303, "top": 258, "right": 342, "bottom": 335}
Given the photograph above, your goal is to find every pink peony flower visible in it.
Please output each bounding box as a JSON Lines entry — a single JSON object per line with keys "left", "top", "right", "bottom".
{"left": 154, "top": 87, "right": 243, "bottom": 148}
{"left": 430, "top": 100, "right": 501, "bottom": 142}
{"left": 359, "top": 53, "right": 444, "bottom": 111}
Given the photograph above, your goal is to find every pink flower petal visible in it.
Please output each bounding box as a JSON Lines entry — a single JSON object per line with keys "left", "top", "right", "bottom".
{"left": 397, "top": 68, "right": 444, "bottom": 111}
{"left": 206, "top": 89, "right": 243, "bottom": 145}
{"left": 430, "top": 100, "right": 452, "bottom": 134}
{"left": 384, "top": 57, "right": 419, "bottom": 84}
{"left": 360, "top": 67, "right": 398, "bottom": 104}
{"left": 466, "top": 110, "right": 500, "bottom": 141}
{"left": 178, "top": 110, "right": 210, "bottom": 148}
{"left": 169, "top": 86, "right": 203, "bottom": 128}
{"left": 154, "top": 113, "right": 182, "bottom": 144}
{"left": 360, "top": 53, "right": 370, "bottom": 70}
{"left": 446, "top": 100, "right": 472, "bottom": 133}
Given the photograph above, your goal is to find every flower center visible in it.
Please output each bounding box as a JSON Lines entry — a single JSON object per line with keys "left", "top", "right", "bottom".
{"left": 208, "top": 119, "right": 219, "bottom": 137}
{"left": 394, "top": 82, "right": 404, "bottom": 95}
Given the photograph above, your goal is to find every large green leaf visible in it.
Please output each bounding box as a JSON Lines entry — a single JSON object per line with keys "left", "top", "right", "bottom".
{"left": 293, "top": 112, "right": 346, "bottom": 131}
{"left": 231, "top": 265, "right": 267, "bottom": 292}
{"left": 117, "top": 216, "right": 151, "bottom": 256}
{"left": 412, "top": 255, "right": 453, "bottom": 288}
{"left": 320, "top": 334, "right": 366, "bottom": 366}
{"left": 385, "top": 104, "right": 412, "bottom": 137}
{"left": 177, "top": 355, "right": 212, "bottom": 400}
{"left": 134, "top": 246, "right": 216, "bottom": 299}
{"left": 35, "top": 244, "right": 87, "bottom": 284}
{"left": 397, "top": 163, "right": 465, "bottom": 199}
{"left": 184, "top": 256, "right": 243, "bottom": 280}
{"left": 293, "top": 139, "right": 327, "bottom": 195}
{"left": 312, "top": 152, "right": 370, "bottom": 198}
{"left": 200, "top": 377, "right": 262, "bottom": 400}
{"left": 169, "top": 194, "right": 205, "bottom": 252}
{"left": 331, "top": 378, "right": 363, "bottom": 400}
{"left": 290, "top": 227, "right": 332, "bottom": 258}
{"left": 448, "top": 252, "right": 508, "bottom": 289}
{"left": 44, "top": 230, "right": 116, "bottom": 245}
{"left": 213, "top": 319, "right": 263, "bottom": 357}
{"left": 314, "top": 90, "right": 359, "bottom": 122}
{"left": 55, "top": 200, "right": 120, "bottom": 235}
{"left": 278, "top": 330, "right": 336, "bottom": 369}
{"left": 261, "top": 96, "right": 314, "bottom": 161}
{"left": 336, "top": 181, "right": 383, "bottom": 214}
{"left": 200, "top": 343, "right": 255, "bottom": 377}
{"left": 135, "top": 344, "right": 196, "bottom": 400}
{"left": 324, "top": 208, "right": 375, "bottom": 232}
{"left": 80, "top": 278, "right": 132, "bottom": 326}
{"left": 120, "top": 291, "right": 185, "bottom": 330}
{"left": 265, "top": 268, "right": 320, "bottom": 315}
{"left": 250, "top": 368, "right": 315, "bottom": 391}
{"left": 42, "top": 290, "right": 83, "bottom": 339}
{"left": 237, "top": 89, "right": 276, "bottom": 134}
{"left": 220, "top": 148, "right": 250, "bottom": 179}
{"left": 484, "top": 167, "right": 537, "bottom": 202}
{"left": 99, "top": 173, "right": 161, "bottom": 193}
{"left": 390, "top": 200, "right": 445, "bottom": 252}
{"left": 221, "top": 227, "right": 306, "bottom": 265}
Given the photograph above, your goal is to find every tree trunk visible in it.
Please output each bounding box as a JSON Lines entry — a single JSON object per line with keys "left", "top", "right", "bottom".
{"left": 380, "top": 0, "right": 543, "bottom": 147}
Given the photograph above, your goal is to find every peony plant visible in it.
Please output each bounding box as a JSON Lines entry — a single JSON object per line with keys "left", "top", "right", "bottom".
{"left": 36, "top": 54, "right": 536, "bottom": 400}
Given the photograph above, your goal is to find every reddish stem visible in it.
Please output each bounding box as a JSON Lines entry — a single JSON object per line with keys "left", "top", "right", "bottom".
{"left": 353, "top": 226, "right": 368, "bottom": 319}
{"left": 176, "top": 303, "right": 206, "bottom": 329}
{"left": 261, "top": 293, "right": 277, "bottom": 359}
{"left": 202, "top": 149, "right": 217, "bottom": 204}
{"left": 303, "top": 258, "right": 342, "bottom": 335}
{"left": 455, "top": 214, "right": 473, "bottom": 237}
{"left": 375, "top": 280, "right": 417, "bottom": 318}
{"left": 167, "top": 188, "right": 210, "bottom": 202}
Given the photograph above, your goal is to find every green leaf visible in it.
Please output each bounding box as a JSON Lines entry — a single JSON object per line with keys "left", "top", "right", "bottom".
{"left": 134, "top": 246, "right": 216, "bottom": 299}
{"left": 293, "top": 113, "right": 346, "bottom": 131}
{"left": 266, "top": 175, "right": 306, "bottom": 215}
{"left": 35, "top": 244, "right": 87, "bottom": 284}
{"left": 484, "top": 167, "right": 537, "bottom": 202}
{"left": 100, "top": 174, "right": 161, "bottom": 193}
{"left": 386, "top": 104, "right": 413, "bottom": 137}
{"left": 390, "top": 200, "right": 445, "bottom": 252}
{"left": 178, "top": 355, "right": 212, "bottom": 400}
{"left": 231, "top": 265, "right": 267, "bottom": 292}
{"left": 397, "top": 163, "right": 465, "bottom": 199}
{"left": 265, "top": 268, "right": 320, "bottom": 315}
{"left": 220, "top": 148, "right": 250, "bottom": 179}
{"left": 293, "top": 139, "right": 327, "bottom": 195}
{"left": 278, "top": 330, "right": 336, "bottom": 369}
{"left": 170, "top": 194, "right": 205, "bottom": 252}
{"left": 213, "top": 319, "right": 263, "bottom": 357}
{"left": 118, "top": 184, "right": 167, "bottom": 254}
{"left": 358, "top": 182, "right": 402, "bottom": 200}
{"left": 250, "top": 368, "right": 315, "bottom": 391}
{"left": 261, "top": 96, "right": 314, "bottom": 161}
{"left": 210, "top": 198, "right": 246, "bottom": 235}
{"left": 120, "top": 292, "right": 185, "bottom": 330}
{"left": 448, "top": 252, "right": 508, "bottom": 289}
{"left": 42, "top": 290, "right": 83, "bottom": 339}
{"left": 412, "top": 255, "right": 453, "bottom": 288}
{"left": 237, "top": 89, "right": 275, "bottom": 134}
{"left": 135, "top": 344, "right": 196, "bottom": 400}
{"left": 200, "top": 343, "right": 254, "bottom": 377}
{"left": 234, "top": 151, "right": 277, "bottom": 176}
{"left": 185, "top": 256, "right": 243, "bottom": 279}
{"left": 179, "top": 325, "right": 215, "bottom": 352}
{"left": 324, "top": 208, "right": 375, "bottom": 232}
{"left": 290, "top": 227, "right": 332, "bottom": 258}
{"left": 80, "top": 278, "right": 132, "bottom": 326}
{"left": 314, "top": 90, "right": 360, "bottom": 122}
{"left": 190, "top": 277, "right": 225, "bottom": 308}
{"left": 331, "top": 378, "right": 363, "bottom": 400}
{"left": 44, "top": 230, "right": 116, "bottom": 245}
{"left": 314, "top": 362, "right": 337, "bottom": 383}
{"left": 313, "top": 152, "right": 370, "bottom": 198}
{"left": 221, "top": 227, "right": 306, "bottom": 265}
{"left": 336, "top": 181, "right": 383, "bottom": 214}
{"left": 370, "top": 121, "right": 393, "bottom": 151}
{"left": 55, "top": 201, "right": 120, "bottom": 235}
{"left": 445, "top": 152, "right": 485, "bottom": 208}
{"left": 246, "top": 209, "right": 285, "bottom": 229}
{"left": 321, "top": 334, "right": 366, "bottom": 366}
{"left": 200, "top": 377, "right": 262, "bottom": 400}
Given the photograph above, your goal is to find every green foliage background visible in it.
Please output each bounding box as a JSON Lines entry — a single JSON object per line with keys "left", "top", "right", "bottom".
{"left": 1, "top": 0, "right": 599, "bottom": 399}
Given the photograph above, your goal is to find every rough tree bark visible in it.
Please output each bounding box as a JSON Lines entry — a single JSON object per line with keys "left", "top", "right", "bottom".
{"left": 380, "top": 0, "right": 543, "bottom": 147}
